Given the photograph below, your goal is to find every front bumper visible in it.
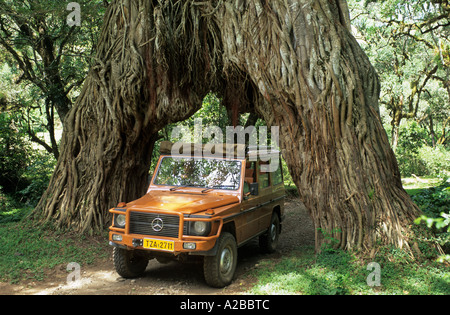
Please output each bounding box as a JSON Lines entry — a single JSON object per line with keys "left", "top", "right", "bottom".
{"left": 108, "top": 209, "right": 223, "bottom": 256}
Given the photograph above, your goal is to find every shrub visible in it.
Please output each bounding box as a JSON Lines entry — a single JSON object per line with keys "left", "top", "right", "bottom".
{"left": 0, "top": 112, "right": 56, "bottom": 207}
{"left": 0, "top": 186, "right": 32, "bottom": 223}
{"left": 0, "top": 113, "right": 31, "bottom": 194}
{"left": 417, "top": 145, "right": 450, "bottom": 178}
{"left": 17, "top": 151, "right": 56, "bottom": 206}
{"left": 412, "top": 182, "right": 450, "bottom": 218}
{"left": 395, "top": 121, "right": 428, "bottom": 176}
{"left": 394, "top": 121, "right": 450, "bottom": 177}
{"left": 413, "top": 183, "right": 450, "bottom": 256}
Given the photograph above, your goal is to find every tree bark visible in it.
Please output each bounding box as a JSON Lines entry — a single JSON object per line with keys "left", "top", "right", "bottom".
{"left": 391, "top": 105, "right": 403, "bottom": 153}
{"left": 216, "top": 0, "right": 420, "bottom": 252}
{"left": 35, "top": 0, "right": 421, "bottom": 252}
{"left": 34, "top": 0, "right": 217, "bottom": 232}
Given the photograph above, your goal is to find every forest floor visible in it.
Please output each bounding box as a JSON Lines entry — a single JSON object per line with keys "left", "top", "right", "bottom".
{"left": 0, "top": 198, "right": 315, "bottom": 295}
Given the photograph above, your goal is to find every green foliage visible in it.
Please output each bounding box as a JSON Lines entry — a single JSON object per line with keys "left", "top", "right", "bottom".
{"left": 317, "top": 228, "right": 342, "bottom": 252}
{"left": 415, "top": 212, "right": 450, "bottom": 232}
{"left": 0, "top": 110, "right": 56, "bottom": 205}
{"left": 185, "top": 93, "right": 232, "bottom": 134}
{"left": 150, "top": 93, "right": 229, "bottom": 170}
{"left": 412, "top": 183, "right": 450, "bottom": 255}
{"left": 0, "top": 112, "right": 31, "bottom": 194}
{"left": 349, "top": 0, "right": 450, "bottom": 176}
{"left": 0, "top": 187, "right": 32, "bottom": 224}
{"left": 411, "top": 182, "right": 450, "bottom": 218}
{"left": 0, "top": 0, "right": 105, "bottom": 91}
{"left": 395, "top": 121, "right": 427, "bottom": 176}
{"left": 417, "top": 146, "right": 450, "bottom": 179}
{"left": 395, "top": 121, "right": 450, "bottom": 177}
{"left": 0, "top": 0, "right": 106, "bottom": 158}
{"left": 397, "top": 121, "right": 429, "bottom": 154}
{"left": 18, "top": 150, "right": 56, "bottom": 206}
{"left": 281, "top": 157, "right": 298, "bottom": 196}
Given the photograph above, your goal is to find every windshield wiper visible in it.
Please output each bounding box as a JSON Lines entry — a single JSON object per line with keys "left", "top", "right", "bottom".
{"left": 213, "top": 185, "right": 237, "bottom": 189}
{"left": 170, "top": 184, "right": 203, "bottom": 191}
{"left": 201, "top": 185, "right": 237, "bottom": 193}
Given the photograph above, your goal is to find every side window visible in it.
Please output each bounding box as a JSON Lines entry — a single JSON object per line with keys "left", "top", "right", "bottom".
{"left": 259, "top": 161, "right": 270, "bottom": 189}
{"left": 271, "top": 160, "right": 283, "bottom": 186}
{"left": 243, "top": 160, "right": 256, "bottom": 194}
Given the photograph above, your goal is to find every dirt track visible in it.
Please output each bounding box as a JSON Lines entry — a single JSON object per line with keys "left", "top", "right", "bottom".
{"left": 0, "top": 198, "right": 314, "bottom": 295}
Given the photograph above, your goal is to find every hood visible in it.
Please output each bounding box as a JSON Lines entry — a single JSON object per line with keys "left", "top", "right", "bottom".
{"left": 128, "top": 190, "right": 239, "bottom": 214}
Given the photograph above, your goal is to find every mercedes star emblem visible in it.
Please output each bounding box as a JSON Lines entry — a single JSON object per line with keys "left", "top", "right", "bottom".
{"left": 151, "top": 217, "right": 164, "bottom": 232}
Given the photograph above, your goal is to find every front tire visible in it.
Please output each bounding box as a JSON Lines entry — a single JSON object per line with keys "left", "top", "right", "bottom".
{"left": 203, "top": 232, "right": 237, "bottom": 288}
{"left": 113, "top": 247, "right": 148, "bottom": 278}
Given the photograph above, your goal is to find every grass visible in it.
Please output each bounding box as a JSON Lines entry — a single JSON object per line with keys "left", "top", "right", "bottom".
{"left": 0, "top": 219, "right": 109, "bottom": 284}
{"left": 401, "top": 176, "right": 443, "bottom": 196}
{"left": 248, "top": 246, "right": 449, "bottom": 295}
{"left": 247, "top": 177, "right": 450, "bottom": 295}
{"left": 0, "top": 191, "right": 110, "bottom": 284}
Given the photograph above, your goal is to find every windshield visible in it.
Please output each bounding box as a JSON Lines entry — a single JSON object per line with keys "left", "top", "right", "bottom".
{"left": 153, "top": 157, "right": 242, "bottom": 190}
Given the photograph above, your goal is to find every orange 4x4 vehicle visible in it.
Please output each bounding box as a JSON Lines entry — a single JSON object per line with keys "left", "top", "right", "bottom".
{"left": 109, "top": 142, "right": 285, "bottom": 287}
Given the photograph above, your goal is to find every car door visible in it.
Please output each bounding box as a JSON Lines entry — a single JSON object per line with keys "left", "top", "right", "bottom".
{"left": 237, "top": 160, "right": 261, "bottom": 244}
{"left": 256, "top": 160, "right": 274, "bottom": 233}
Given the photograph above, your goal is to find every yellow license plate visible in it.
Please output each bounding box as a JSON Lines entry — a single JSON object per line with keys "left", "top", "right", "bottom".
{"left": 143, "top": 239, "right": 174, "bottom": 252}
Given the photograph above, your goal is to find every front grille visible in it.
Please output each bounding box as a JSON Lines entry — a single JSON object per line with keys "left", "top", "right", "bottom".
{"left": 129, "top": 212, "right": 184, "bottom": 238}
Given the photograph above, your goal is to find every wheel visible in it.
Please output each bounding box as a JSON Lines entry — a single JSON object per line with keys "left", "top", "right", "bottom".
{"left": 113, "top": 247, "right": 148, "bottom": 278}
{"left": 259, "top": 213, "right": 280, "bottom": 253}
{"left": 203, "top": 232, "right": 238, "bottom": 288}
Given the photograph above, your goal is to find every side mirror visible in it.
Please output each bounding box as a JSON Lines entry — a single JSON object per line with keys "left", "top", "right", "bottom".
{"left": 249, "top": 182, "right": 259, "bottom": 196}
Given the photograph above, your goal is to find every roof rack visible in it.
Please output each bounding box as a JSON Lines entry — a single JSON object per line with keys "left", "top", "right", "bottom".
{"left": 159, "top": 141, "right": 280, "bottom": 158}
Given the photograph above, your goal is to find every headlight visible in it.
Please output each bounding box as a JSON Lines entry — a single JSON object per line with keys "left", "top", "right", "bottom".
{"left": 114, "top": 214, "right": 126, "bottom": 228}
{"left": 189, "top": 221, "right": 211, "bottom": 236}
{"left": 194, "top": 221, "right": 208, "bottom": 234}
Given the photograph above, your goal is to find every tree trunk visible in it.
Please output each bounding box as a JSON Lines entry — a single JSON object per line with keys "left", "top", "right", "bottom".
{"left": 35, "top": 0, "right": 421, "bottom": 252}
{"left": 391, "top": 107, "right": 403, "bottom": 153}
{"left": 216, "top": 0, "right": 420, "bottom": 252}
{"left": 33, "top": 0, "right": 216, "bottom": 232}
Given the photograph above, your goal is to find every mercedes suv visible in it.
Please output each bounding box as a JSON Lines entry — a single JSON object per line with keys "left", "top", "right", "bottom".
{"left": 109, "top": 141, "right": 285, "bottom": 287}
